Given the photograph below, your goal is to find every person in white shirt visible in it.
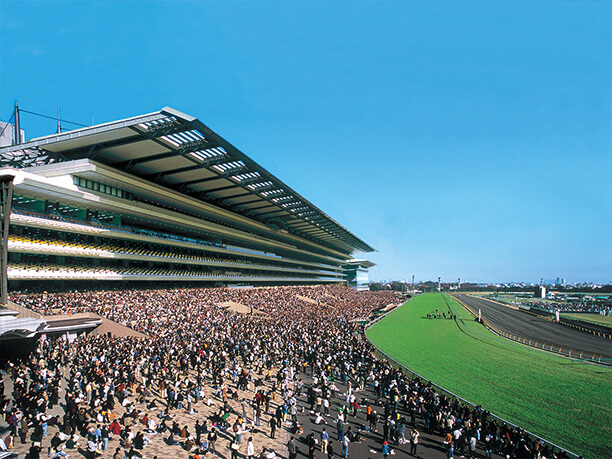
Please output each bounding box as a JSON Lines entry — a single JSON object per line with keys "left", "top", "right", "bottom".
{"left": 246, "top": 437, "right": 255, "bottom": 458}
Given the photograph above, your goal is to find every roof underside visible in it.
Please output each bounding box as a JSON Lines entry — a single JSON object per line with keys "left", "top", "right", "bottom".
{"left": 0, "top": 107, "right": 374, "bottom": 254}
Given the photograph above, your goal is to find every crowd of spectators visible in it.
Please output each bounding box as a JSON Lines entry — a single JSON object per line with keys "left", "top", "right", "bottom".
{"left": 1, "top": 284, "right": 574, "bottom": 459}
{"left": 9, "top": 285, "right": 393, "bottom": 325}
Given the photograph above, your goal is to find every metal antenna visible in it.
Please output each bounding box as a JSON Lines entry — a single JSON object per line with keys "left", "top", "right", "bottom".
{"left": 13, "top": 101, "right": 21, "bottom": 145}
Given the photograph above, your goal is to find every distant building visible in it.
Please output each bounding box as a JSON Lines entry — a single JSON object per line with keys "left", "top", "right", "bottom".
{"left": 535, "top": 285, "right": 547, "bottom": 299}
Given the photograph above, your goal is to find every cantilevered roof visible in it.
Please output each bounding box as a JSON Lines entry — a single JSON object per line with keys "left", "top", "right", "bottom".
{"left": 344, "top": 259, "right": 377, "bottom": 269}
{"left": 0, "top": 107, "right": 375, "bottom": 253}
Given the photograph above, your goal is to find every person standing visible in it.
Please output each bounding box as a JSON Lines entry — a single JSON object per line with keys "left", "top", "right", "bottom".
{"left": 101, "top": 425, "right": 110, "bottom": 451}
{"left": 383, "top": 419, "right": 390, "bottom": 442}
{"left": 230, "top": 439, "right": 239, "bottom": 459}
{"left": 484, "top": 433, "right": 493, "bottom": 459}
{"left": 246, "top": 437, "right": 255, "bottom": 459}
{"left": 369, "top": 410, "right": 378, "bottom": 432}
{"left": 29, "top": 442, "right": 42, "bottom": 459}
{"left": 410, "top": 428, "right": 420, "bottom": 456}
{"left": 321, "top": 427, "right": 329, "bottom": 453}
{"left": 290, "top": 402, "right": 298, "bottom": 424}
{"left": 468, "top": 431, "right": 477, "bottom": 459}
{"left": 307, "top": 433, "right": 317, "bottom": 459}
{"left": 336, "top": 417, "right": 344, "bottom": 441}
{"left": 7, "top": 411, "right": 18, "bottom": 436}
{"left": 382, "top": 440, "right": 390, "bottom": 459}
{"left": 270, "top": 416, "right": 277, "bottom": 439}
{"left": 207, "top": 427, "right": 217, "bottom": 454}
{"left": 234, "top": 421, "right": 242, "bottom": 446}
{"left": 195, "top": 419, "right": 202, "bottom": 444}
{"left": 341, "top": 435, "right": 350, "bottom": 459}
{"left": 327, "top": 440, "right": 334, "bottom": 459}
{"left": 241, "top": 399, "right": 248, "bottom": 422}
{"left": 20, "top": 417, "right": 29, "bottom": 444}
{"left": 288, "top": 436, "right": 298, "bottom": 459}
{"left": 444, "top": 431, "right": 454, "bottom": 459}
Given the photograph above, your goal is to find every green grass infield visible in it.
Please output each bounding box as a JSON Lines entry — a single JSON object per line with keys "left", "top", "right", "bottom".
{"left": 561, "top": 312, "right": 612, "bottom": 328}
{"left": 366, "top": 293, "right": 612, "bottom": 459}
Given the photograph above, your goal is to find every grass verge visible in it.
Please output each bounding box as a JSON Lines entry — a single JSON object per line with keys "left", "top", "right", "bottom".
{"left": 561, "top": 312, "right": 612, "bottom": 328}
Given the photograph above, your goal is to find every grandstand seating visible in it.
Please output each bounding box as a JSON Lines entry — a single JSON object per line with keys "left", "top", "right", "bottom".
{"left": 7, "top": 261, "right": 325, "bottom": 282}
{"left": 9, "top": 234, "right": 326, "bottom": 275}
{"left": 8, "top": 211, "right": 340, "bottom": 284}
{"left": 2, "top": 107, "right": 372, "bottom": 289}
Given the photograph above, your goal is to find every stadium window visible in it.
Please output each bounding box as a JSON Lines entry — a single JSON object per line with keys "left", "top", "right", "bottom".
{"left": 70, "top": 176, "right": 131, "bottom": 201}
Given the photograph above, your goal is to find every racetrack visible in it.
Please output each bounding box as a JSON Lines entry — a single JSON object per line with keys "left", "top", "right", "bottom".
{"left": 453, "top": 294, "right": 612, "bottom": 362}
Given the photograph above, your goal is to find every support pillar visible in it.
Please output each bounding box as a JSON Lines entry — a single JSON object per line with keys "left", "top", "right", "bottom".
{"left": 0, "top": 177, "right": 14, "bottom": 305}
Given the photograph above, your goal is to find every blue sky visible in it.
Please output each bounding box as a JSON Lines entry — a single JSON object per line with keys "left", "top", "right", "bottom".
{"left": 1, "top": 1, "right": 611, "bottom": 284}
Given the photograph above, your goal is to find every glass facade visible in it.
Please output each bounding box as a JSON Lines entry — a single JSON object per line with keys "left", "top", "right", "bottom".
{"left": 73, "top": 176, "right": 133, "bottom": 200}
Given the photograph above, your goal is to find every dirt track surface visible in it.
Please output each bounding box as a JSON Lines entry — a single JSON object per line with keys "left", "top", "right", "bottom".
{"left": 454, "top": 294, "right": 612, "bottom": 361}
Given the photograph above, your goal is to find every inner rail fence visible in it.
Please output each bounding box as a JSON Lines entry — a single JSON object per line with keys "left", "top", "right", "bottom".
{"left": 515, "top": 307, "right": 611, "bottom": 341}
{"left": 362, "top": 295, "right": 580, "bottom": 459}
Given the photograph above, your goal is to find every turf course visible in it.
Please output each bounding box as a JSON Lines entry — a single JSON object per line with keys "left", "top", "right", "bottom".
{"left": 366, "top": 293, "right": 612, "bottom": 459}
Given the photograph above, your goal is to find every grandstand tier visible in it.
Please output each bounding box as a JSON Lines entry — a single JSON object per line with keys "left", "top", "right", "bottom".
{"left": 0, "top": 107, "right": 375, "bottom": 291}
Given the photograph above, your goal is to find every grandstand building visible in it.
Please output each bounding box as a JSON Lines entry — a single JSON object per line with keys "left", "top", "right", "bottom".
{"left": 0, "top": 107, "right": 375, "bottom": 299}
{"left": 343, "top": 259, "right": 376, "bottom": 291}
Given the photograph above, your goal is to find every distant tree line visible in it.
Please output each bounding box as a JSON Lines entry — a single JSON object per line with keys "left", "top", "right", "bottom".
{"left": 369, "top": 281, "right": 612, "bottom": 294}
{"left": 369, "top": 281, "right": 408, "bottom": 292}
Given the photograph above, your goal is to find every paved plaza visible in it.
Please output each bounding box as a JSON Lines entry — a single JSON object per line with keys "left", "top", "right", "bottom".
{"left": 1, "top": 348, "right": 454, "bottom": 459}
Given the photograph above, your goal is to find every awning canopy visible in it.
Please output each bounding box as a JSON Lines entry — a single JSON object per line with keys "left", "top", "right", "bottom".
{"left": 0, "top": 107, "right": 375, "bottom": 254}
